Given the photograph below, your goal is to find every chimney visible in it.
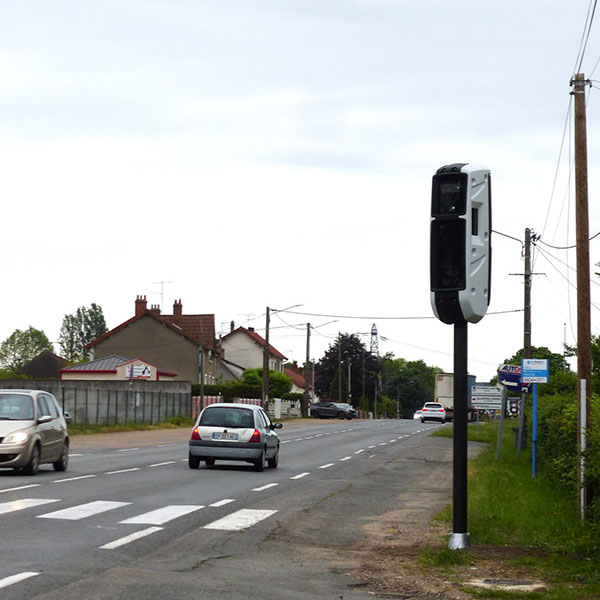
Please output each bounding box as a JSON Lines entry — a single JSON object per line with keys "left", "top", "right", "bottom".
{"left": 173, "top": 299, "right": 182, "bottom": 318}
{"left": 135, "top": 295, "right": 147, "bottom": 317}
{"left": 230, "top": 320, "right": 235, "bottom": 333}
{"left": 149, "top": 304, "right": 161, "bottom": 316}
{"left": 248, "top": 326, "right": 255, "bottom": 332}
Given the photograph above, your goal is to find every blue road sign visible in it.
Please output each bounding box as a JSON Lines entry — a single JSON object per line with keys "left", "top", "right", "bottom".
{"left": 498, "top": 364, "right": 531, "bottom": 393}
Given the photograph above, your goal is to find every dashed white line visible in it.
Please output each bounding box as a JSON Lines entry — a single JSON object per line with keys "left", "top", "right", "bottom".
{"left": 149, "top": 461, "right": 176, "bottom": 467}
{"left": 252, "top": 483, "right": 279, "bottom": 492}
{"left": 368, "top": 445, "right": 376, "bottom": 449}
{"left": 379, "top": 442, "right": 388, "bottom": 446}
{"left": 0, "top": 484, "right": 40, "bottom": 494}
{"left": 339, "top": 456, "right": 352, "bottom": 461}
{"left": 210, "top": 498, "right": 235, "bottom": 507}
{"left": 106, "top": 468, "right": 140, "bottom": 475}
{"left": 290, "top": 472, "right": 310, "bottom": 480}
{"left": 100, "top": 526, "right": 163, "bottom": 550}
{"left": 0, "top": 572, "right": 40, "bottom": 589}
{"left": 354, "top": 449, "right": 365, "bottom": 454}
{"left": 53, "top": 475, "right": 96, "bottom": 483}
{"left": 118, "top": 448, "right": 140, "bottom": 452}
{"left": 319, "top": 463, "right": 335, "bottom": 469}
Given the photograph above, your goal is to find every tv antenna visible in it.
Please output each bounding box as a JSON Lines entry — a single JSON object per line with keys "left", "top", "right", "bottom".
{"left": 153, "top": 281, "right": 175, "bottom": 309}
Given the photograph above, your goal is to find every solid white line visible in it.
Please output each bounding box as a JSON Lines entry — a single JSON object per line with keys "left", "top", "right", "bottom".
{"left": 252, "top": 483, "right": 278, "bottom": 492}
{"left": 99, "top": 527, "right": 163, "bottom": 550}
{"left": 339, "top": 456, "right": 352, "bottom": 461}
{"left": 38, "top": 500, "right": 130, "bottom": 521}
{"left": 149, "top": 461, "right": 176, "bottom": 467}
{"left": 0, "top": 498, "right": 60, "bottom": 515}
{"left": 0, "top": 484, "right": 40, "bottom": 494}
{"left": 53, "top": 475, "right": 96, "bottom": 483}
{"left": 209, "top": 499, "right": 235, "bottom": 507}
{"left": 106, "top": 468, "right": 141, "bottom": 475}
{"left": 319, "top": 463, "right": 335, "bottom": 469}
{"left": 118, "top": 448, "right": 140, "bottom": 452}
{"left": 120, "top": 505, "right": 203, "bottom": 525}
{"left": 290, "top": 472, "right": 310, "bottom": 480}
{"left": 0, "top": 572, "right": 40, "bottom": 589}
{"left": 204, "top": 508, "right": 278, "bottom": 531}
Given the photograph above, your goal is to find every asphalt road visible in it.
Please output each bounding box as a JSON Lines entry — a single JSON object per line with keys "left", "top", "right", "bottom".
{"left": 0, "top": 418, "right": 448, "bottom": 599}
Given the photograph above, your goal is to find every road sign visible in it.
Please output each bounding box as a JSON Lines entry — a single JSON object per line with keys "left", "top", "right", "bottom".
{"left": 471, "top": 385, "right": 503, "bottom": 410}
{"left": 521, "top": 359, "right": 549, "bottom": 384}
{"left": 498, "top": 364, "right": 531, "bottom": 393}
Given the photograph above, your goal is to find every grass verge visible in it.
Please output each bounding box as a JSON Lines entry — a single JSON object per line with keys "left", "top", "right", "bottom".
{"left": 429, "top": 421, "right": 600, "bottom": 599}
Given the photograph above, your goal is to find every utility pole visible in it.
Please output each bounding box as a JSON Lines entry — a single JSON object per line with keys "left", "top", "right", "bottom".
{"left": 338, "top": 334, "right": 342, "bottom": 403}
{"left": 572, "top": 72, "right": 593, "bottom": 514}
{"left": 304, "top": 322, "right": 311, "bottom": 417}
{"left": 262, "top": 307, "right": 270, "bottom": 408}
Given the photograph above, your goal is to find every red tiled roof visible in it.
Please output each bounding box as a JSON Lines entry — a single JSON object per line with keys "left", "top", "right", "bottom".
{"left": 86, "top": 311, "right": 215, "bottom": 350}
{"left": 221, "top": 326, "right": 287, "bottom": 360}
{"left": 284, "top": 367, "right": 311, "bottom": 389}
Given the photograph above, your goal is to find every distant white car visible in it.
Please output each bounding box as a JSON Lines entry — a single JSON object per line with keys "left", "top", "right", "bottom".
{"left": 420, "top": 402, "right": 446, "bottom": 424}
{"left": 413, "top": 410, "right": 422, "bottom": 420}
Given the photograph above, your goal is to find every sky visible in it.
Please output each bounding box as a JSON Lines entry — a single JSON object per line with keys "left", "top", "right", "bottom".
{"left": 1, "top": 1, "right": 599, "bottom": 383}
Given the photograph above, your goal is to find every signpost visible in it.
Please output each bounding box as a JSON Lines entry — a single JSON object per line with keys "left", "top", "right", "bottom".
{"left": 522, "top": 359, "right": 549, "bottom": 478}
{"left": 471, "top": 385, "right": 503, "bottom": 410}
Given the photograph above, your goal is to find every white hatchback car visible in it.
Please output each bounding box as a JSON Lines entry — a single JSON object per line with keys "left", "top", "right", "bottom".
{"left": 189, "top": 403, "right": 282, "bottom": 471}
{"left": 420, "top": 402, "right": 446, "bottom": 424}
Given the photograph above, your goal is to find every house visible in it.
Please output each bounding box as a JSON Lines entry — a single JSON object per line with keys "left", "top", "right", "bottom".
{"left": 284, "top": 364, "right": 315, "bottom": 399}
{"left": 85, "top": 296, "right": 218, "bottom": 384}
{"left": 220, "top": 325, "right": 287, "bottom": 374}
{"left": 60, "top": 355, "right": 177, "bottom": 381}
{"left": 23, "top": 349, "right": 69, "bottom": 379}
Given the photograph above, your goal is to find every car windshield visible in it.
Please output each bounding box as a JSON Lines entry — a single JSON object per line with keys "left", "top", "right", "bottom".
{"left": 0, "top": 394, "right": 35, "bottom": 420}
{"left": 199, "top": 407, "right": 255, "bottom": 428}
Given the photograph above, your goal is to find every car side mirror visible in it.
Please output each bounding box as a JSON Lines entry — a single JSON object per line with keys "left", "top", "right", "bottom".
{"left": 63, "top": 411, "right": 72, "bottom": 423}
{"left": 273, "top": 422, "right": 283, "bottom": 429}
{"left": 38, "top": 415, "right": 53, "bottom": 424}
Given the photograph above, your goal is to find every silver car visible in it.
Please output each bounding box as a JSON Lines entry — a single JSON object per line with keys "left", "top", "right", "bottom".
{"left": 189, "top": 403, "right": 282, "bottom": 471}
{"left": 0, "top": 390, "right": 70, "bottom": 475}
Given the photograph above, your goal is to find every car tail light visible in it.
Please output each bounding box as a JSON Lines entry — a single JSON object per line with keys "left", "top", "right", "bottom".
{"left": 191, "top": 426, "right": 201, "bottom": 440}
{"left": 438, "top": 409, "right": 444, "bottom": 412}
{"left": 249, "top": 429, "right": 261, "bottom": 443}
{"left": 422, "top": 408, "right": 429, "bottom": 412}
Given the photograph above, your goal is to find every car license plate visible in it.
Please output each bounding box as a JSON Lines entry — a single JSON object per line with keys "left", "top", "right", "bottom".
{"left": 212, "top": 432, "right": 238, "bottom": 441}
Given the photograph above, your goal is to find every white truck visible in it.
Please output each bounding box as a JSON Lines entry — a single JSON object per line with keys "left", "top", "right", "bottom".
{"left": 434, "top": 372, "right": 476, "bottom": 422}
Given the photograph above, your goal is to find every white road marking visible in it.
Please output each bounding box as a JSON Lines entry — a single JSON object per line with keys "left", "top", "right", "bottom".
{"left": 294, "top": 438, "right": 303, "bottom": 441}
{"left": 368, "top": 445, "right": 376, "bottom": 449}
{"left": 389, "top": 439, "right": 397, "bottom": 442}
{"left": 290, "top": 472, "right": 310, "bottom": 480}
{"left": 354, "top": 449, "right": 365, "bottom": 454}
{"left": 100, "top": 526, "right": 163, "bottom": 550}
{"left": 69, "top": 453, "right": 84, "bottom": 457}
{"left": 0, "top": 484, "right": 40, "bottom": 494}
{"left": 106, "top": 468, "right": 140, "bottom": 475}
{"left": 280, "top": 440, "right": 291, "bottom": 444}
{"left": 120, "top": 505, "right": 203, "bottom": 525}
{"left": 319, "top": 463, "right": 335, "bottom": 469}
{"left": 0, "top": 498, "right": 60, "bottom": 515}
{"left": 53, "top": 475, "right": 96, "bottom": 483}
{"left": 379, "top": 442, "right": 388, "bottom": 446}
{"left": 339, "top": 456, "right": 352, "bottom": 461}
{"left": 210, "top": 499, "right": 235, "bottom": 507}
{"left": 252, "top": 483, "right": 278, "bottom": 492}
{"left": 157, "top": 444, "right": 175, "bottom": 447}
{"left": 204, "top": 508, "right": 277, "bottom": 531}
{"left": 149, "top": 461, "right": 176, "bottom": 467}
{"left": 118, "top": 448, "right": 140, "bottom": 452}
{"left": 0, "top": 572, "right": 40, "bottom": 589}
{"left": 38, "top": 500, "right": 130, "bottom": 521}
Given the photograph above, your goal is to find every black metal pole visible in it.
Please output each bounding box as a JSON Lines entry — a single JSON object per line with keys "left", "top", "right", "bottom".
{"left": 450, "top": 318, "right": 470, "bottom": 550}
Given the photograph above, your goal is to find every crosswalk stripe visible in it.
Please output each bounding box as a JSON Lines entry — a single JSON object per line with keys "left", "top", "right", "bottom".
{"left": 204, "top": 508, "right": 277, "bottom": 531}
{"left": 0, "top": 499, "right": 60, "bottom": 515}
{"left": 119, "top": 505, "right": 204, "bottom": 525}
{"left": 0, "top": 572, "right": 39, "bottom": 589}
{"left": 99, "top": 526, "right": 163, "bottom": 550}
{"left": 209, "top": 499, "right": 235, "bottom": 507}
{"left": 37, "top": 500, "right": 130, "bottom": 520}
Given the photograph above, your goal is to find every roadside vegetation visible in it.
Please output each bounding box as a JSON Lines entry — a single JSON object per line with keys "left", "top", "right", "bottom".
{"left": 68, "top": 415, "right": 195, "bottom": 435}
{"left": 431, "top": 407, "right": 600, "bottom": 599}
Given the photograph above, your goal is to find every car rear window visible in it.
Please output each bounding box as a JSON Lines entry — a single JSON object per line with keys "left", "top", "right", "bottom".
{"left": 199, "top": 407, "right": 255, "bottom": 428}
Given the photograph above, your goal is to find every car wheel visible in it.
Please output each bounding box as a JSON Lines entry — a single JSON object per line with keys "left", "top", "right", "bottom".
{"left": 24, "top": 444, "right": 40, "bottom": 476}
{"left": 205, "top": 458, "right": 215, "bottom": 466}
{"left": 441, "top": 419, "right": 446, "bottom": 424}
{"left": 337, "top": 412, "right": 346, "bottom": 419}
{"left": 420, "top": 418, "right": 425, "bottom": 423}
{"left": 267, "top": 446, "right": 279, "bottom": 469}
{"left": 254, "top": 450, "right": 265, "bottom": 472}
{"left": 53, "top": 443, "right": 69, "bottom": 472}
{"left": 188, "top": 453, "right": 200, "bottom": 469}
{"left": 313, "top": 413, "right": 320, "bottom": 419}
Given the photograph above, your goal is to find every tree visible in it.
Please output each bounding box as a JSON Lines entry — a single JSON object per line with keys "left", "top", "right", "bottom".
{"left": 0, "top": 327, "right": 53, "bottom": 372}
{"left": 314, "top": 334, "right": 379, "bottom": 406}
{"left": 59, "top": 303, "right": 108, "bottom": 362}
{"left": 240, "top": 368, "right": 293, "bottom": 398}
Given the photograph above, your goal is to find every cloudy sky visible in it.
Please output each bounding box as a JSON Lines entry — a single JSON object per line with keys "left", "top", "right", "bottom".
{"left": 1, "top": 1, "right": 599, "bottom": 382}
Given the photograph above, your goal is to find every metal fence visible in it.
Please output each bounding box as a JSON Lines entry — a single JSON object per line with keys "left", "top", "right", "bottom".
{"left": 60, "top": 388, "right": 191, "bottom": 426}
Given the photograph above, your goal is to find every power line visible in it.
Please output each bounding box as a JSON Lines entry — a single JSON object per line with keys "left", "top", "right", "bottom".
{"left": 573, "top": 0, "right": 599, "bottom": 75}
{"left": 284, "top": 308, "right": 522, "bottom": 320}
{"left": 536, "top": 230, "right": 600, "bottom": 250}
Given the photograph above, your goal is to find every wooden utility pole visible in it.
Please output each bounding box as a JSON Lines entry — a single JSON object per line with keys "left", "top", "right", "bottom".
{"left": 304, "top": 322, "right": 311, "bottom": 417}
{"left": 572, "top": 72, "right": 593, "bottom": 513}
{"left": 262, "top": 307, "right": 270, "bottom": 407}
